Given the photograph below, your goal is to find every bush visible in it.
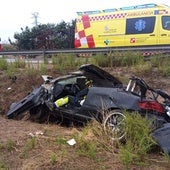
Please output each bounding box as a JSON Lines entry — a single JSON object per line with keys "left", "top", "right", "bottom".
{"left": 0, "top": 58, "right": 8, "bottom": 70}
{"left": 119, "top": 112, "right": 156, "bottom": 168}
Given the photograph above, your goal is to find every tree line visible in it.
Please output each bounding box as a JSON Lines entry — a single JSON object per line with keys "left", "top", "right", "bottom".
{"left": 8, "top": 20, "right": 76, "bottom": 50}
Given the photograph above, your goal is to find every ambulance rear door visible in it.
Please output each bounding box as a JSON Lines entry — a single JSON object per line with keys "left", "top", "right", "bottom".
{"left": 159, "top": 15, "right": 170, "bottom": 45}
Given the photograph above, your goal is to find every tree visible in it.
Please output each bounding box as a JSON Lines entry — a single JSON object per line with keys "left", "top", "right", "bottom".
{"left": 12, "top": 20, "right": 76, "bottom": 50}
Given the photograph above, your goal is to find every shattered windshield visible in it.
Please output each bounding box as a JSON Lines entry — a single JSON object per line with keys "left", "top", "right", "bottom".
{"left": 58, "top": 76, "right": 86, "bottom": 85}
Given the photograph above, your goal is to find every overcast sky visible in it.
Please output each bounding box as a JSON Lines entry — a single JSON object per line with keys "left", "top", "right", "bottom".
{"left": 0, "top": 0, "right": 170, "bottom": 42}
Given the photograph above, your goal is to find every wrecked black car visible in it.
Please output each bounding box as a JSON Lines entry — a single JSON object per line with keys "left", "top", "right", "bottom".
{"left": 7, "top": 64, "right": 124, "bottom": 124}
{"left": 6, "top": 64, "right": 170, "bottom": 153}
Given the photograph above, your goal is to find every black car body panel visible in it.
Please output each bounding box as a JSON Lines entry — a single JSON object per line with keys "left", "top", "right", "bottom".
{"left": 6, "top": 86, "right": 46, "bottom": 119}
{"left": 83, "top": 87, "right": 141, "bottom": 111}
{"left": 152, "top": 123, "right": 170, "bottom": 153}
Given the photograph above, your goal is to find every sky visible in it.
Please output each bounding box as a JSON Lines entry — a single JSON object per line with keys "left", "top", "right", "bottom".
{"left": 0, "top": 0, "right": 170, "bottom": 43}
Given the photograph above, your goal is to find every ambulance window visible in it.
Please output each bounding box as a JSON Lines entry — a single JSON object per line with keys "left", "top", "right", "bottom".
{"left": 162, "top": 16, "right": 170, "bottom": 30}
{"left": 126, "top": 17, "right": 155, "bottom": 34}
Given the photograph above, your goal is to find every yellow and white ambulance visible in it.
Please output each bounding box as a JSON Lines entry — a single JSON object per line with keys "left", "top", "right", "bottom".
{"left": 74, "top": 3, "right": 170, "bottom": 48}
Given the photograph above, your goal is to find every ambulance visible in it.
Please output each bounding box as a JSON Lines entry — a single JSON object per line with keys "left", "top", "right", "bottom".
{"left": 74, "top": 3, "right": 170, "bottom": 49}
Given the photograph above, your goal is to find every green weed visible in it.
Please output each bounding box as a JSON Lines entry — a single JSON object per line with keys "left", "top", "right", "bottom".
{"left": 132, "top": 62, "right": 152, "bottom": 75}
{"left": 91, "top": 51, "right": 144, "bottom": 68}
{"left": 75, "top": 123, "right": 98, "bottom": 160}
{"left": 151, "top": 56, "right": 170, "bottom": 76}
{"left": 150, "top": 55, "right": 163, "bottom": 67}
{"left": 0, "top": 58, "right": 8, "bottom": 70}
{"left": 40, "top": 64, "right": 47, "bottom": 74}
{"left": 25, "top": 67, "right": 38, "bottom": 76}
{"left": 50, "top": 152, "right": 57, "bottom": 164}
{"left": 120, "top": 53, "right": 144, "bottom": 67}
{"left": 55, "top": 136, "right": 67, "bottom": 145}
{"left": 0, "top": 160, "right": 8, "bottom": 170}
{"left": 13, "top": 58, "right": 26, "bottom": 68}
{"left": 93, "top": 53, "right": 111, "bottom": 67}
{"left": 0, "top": 140, "right": 16, "bottom": 151}
{"left": 119, "top": 112, "right": 156, "bottom": 168}
{"left": 21, "top": 137, "right": 37, "bottom": 159}
{"left": 4, "top": 63, "right": 18, "bottom": 78}
{"left": 6, "top": 140, "right": 16, "bottom": 151}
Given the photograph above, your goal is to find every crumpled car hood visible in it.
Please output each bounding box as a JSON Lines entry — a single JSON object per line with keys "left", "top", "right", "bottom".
{"left": 79, "top": 64, "right": 123, "bottom": 87}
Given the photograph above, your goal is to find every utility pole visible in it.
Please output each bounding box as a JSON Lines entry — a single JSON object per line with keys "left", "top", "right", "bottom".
{"left": 32, "top": 12, "right": 39, "bottom": 27}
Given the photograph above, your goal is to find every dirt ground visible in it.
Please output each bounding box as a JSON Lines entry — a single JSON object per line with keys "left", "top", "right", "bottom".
{"left": 1, "top": 65, "right": 170, "bottom": 169}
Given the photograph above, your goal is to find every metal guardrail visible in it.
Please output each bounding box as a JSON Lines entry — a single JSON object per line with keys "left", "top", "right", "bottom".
{"left": 0, "top": 46, "right": 170, "bottom": 56}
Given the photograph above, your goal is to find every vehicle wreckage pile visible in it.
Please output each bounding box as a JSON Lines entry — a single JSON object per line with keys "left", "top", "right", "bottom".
{"left": 6, "top": 64, "right": 170, "bottom": 154}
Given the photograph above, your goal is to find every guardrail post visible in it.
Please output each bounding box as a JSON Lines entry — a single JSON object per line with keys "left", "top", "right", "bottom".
{"left": 43, "top": 50, "right": 45, "bottom": 63}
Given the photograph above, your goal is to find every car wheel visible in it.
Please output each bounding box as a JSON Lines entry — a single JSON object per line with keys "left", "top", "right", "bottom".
{"left": 103, "top": 110, "right": 126, "bottom": 141}
{"left": 29, "top": 105, "right": 49, "bottom": 123}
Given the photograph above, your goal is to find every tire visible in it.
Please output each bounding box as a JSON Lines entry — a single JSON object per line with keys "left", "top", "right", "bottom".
{"left": 29, "top": 105, "right": 49, "bottom": 123}
{"left": 103, "top": 110, "right": 126, "bottom": 141}
{"left": 13, "top": 111, "right": 30, "bottom": 121}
